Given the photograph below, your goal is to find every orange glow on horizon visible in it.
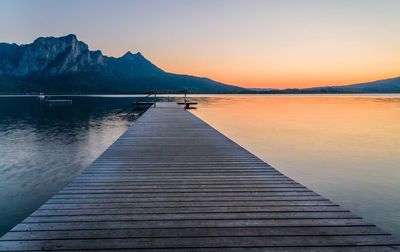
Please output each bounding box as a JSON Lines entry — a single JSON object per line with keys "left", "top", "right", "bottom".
{"left": 103, "top": 36, "right": 400, "bottom": 89}
{"left": 150, "top": 57, "right": 400, "bottom": 89}
{"left": 172, "top": 72, "right": 400, "bottom": 89}
{"left": 4, "top": 0, "right": 400, "bottom": 89}
{"left": 103, "top": 45, "right": 400, "bottom": 89}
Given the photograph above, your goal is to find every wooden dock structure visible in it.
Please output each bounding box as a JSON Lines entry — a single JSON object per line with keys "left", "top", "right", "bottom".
{"left": 0, "top": 102, "right": 399, "bottom": 251}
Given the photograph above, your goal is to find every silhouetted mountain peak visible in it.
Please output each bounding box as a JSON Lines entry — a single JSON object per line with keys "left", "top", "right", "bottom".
{"left": 121, "top": 51, "right": 146, "bottom": 61}
{"left": 121, "top": 51, "right": 134, "bottom": 57}
{"left": 33, "top": 34, "right": 78, "bottom": 45}
{"left": 133, "top": 51, "right": 144, "bottom": 58}
{"left": 0, "top": 34, "right": 244, "bottom": 93}
{"left": 115, "top": 51, "right": 163, "bottom": 74}
{"left": 64, "top": 34, "right": 78, "bottom": 40}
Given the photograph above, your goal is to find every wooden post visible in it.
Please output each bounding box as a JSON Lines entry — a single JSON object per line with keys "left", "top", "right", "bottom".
{"left": 154, "top": 93, "right": 157, "bottom": 108}
{"left": 184, "top": 92, "right": 187, "bottom": 110}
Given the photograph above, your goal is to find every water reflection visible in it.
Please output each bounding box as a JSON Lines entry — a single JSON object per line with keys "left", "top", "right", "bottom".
{"left": 0, "top": 96, "right": 134, "bottom": 235}
{"left": 191, "top": 95, "right": 400, "bottom": 238}
{"left": 1, "top": 94, "right": 399, "bottom": 239}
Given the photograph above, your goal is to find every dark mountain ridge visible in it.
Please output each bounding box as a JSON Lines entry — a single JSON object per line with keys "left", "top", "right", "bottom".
{"left": 313, "top": 77, "right": 400, "bottom": 93}
{"left": 250, "top": 77, "right": 400, "bottom": 94}
{"left": 0, "top": 34, "right": 243, "bottom": 94}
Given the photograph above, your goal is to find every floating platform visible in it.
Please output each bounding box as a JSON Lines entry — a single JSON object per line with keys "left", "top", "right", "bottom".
{"left": 45, "top": 99, "right": 72, "bottom": 104}
{"left": 0, "top": 102, "right": 399, "bottom": 251}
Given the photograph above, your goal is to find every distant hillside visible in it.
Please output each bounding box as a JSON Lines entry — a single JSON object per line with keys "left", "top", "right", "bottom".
{"left": 0, "top": 34, "right": 244, "bottom": 94}
{"left": 309, "top": 77, "right": 400, "bottom": 93}
{"left": 251, "top": 77, "right": 400, "bottom": 94}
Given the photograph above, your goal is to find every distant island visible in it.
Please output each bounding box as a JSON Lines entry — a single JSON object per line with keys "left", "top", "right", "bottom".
{"left": 0, "top": 34, "right": 399, "bottom": 94}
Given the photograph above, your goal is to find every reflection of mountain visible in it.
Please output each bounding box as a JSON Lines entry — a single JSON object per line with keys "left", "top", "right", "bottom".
{"left": 0, "top": 34, "right": 243, "bottom": 94}
{"left": 0, "top": 96, "right": 135, "bottom": 236}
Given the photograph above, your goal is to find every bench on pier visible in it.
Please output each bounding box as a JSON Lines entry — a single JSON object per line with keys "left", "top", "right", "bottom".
{"left": 177, "top": 102, "right": 198, "bottom": 109}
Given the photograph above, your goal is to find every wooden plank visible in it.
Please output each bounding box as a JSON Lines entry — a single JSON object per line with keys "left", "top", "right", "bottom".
{"left": 23, "top": 212, "right": 360, "bottom": 223}
{"left": 1, "top": 226, "right": 389, "bottom": 241}
{"left": 11, "top": 219, "right": 376, "bottom": 231}
{"left": 0, "top": 102, "right": 398, "bottom": 250}
{"left": 66, "top": 181, "right": 301, "bottom": 185}
{"left": 31, "top": 206, "right": 349, "bottom": 216}
{"left": 59, "top": 187, "right": 312, "bottom": 193}
{"left": 44, "top": 196, "right": 329, "bottom": 204}
{"left": 37, "top": 201, "right": 339, "bottom": 210}
{"left": 51, "top": 191, "right": 319, "bottom": 198}
{"left": 63, "top": 183, "right": 305, "bottom": 187}
{"left": 0, "top": 236, "right": 399, "bottom": 251}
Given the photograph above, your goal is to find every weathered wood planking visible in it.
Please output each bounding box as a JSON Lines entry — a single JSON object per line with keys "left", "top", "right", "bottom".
{"left": 0, "top": 102, "right": 399, "bottom": 251}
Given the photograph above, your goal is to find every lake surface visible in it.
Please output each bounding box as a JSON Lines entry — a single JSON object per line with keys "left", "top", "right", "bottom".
{"left": 0, "top": 96, "right": 135, "bottom": 236}
{"left": 191, "top": 94, "right": 400, "bottom": 238}
{"left": 0, "top": 94, "right": 399, "bottom": 238}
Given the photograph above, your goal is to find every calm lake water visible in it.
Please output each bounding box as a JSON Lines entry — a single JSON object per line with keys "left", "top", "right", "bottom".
{"left": 0, "top": 94, "right": 399, "bottom": 238}
{"left": 0, "top": 96, "right": 135, "bottom": 236}
{"left": 191, "top": 94, "right": 400, "bottom": 238}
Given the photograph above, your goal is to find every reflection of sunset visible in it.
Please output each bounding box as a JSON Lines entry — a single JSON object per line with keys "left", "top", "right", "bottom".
{"left": 191, "top": 94, "right": 400, "bottom": 235}
{"left": 192, "top": 95, "right": 400, "bottom": 168}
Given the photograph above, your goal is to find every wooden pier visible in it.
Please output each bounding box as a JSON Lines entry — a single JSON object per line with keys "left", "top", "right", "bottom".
{"left": 0, "top": 102, "right": 399, "bottom": 251}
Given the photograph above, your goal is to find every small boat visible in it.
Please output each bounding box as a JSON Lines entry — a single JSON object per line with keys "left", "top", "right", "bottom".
{"left": 38, "top": 93, "right": 46, "bottom": 99}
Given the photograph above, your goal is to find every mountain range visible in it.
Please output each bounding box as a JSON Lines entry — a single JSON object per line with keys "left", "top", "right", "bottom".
{"left": 302, "top": 77, "right": 400, "bottom": 93}
{"left": 0, "top": 34, "right": 243, "bottom": 94}
{"left": 0, "top": 34, "right": 399, "bottom": 94}
{"left": 258, "top": 77, "right": 400, "bottom": 94}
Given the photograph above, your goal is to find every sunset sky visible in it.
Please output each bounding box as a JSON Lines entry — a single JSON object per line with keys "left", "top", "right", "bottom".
{"left": 1, "top": 0, "right": 400, "bottom": 88}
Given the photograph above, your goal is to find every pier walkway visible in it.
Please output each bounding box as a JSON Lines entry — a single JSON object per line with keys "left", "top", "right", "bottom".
{"left": 0, "top": 102, "right": 399, "bottom": 251}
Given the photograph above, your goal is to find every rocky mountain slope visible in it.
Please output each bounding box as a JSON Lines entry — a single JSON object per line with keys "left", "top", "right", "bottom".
{"left": 0, "top": 34, "right": 243, "bottom": 94}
